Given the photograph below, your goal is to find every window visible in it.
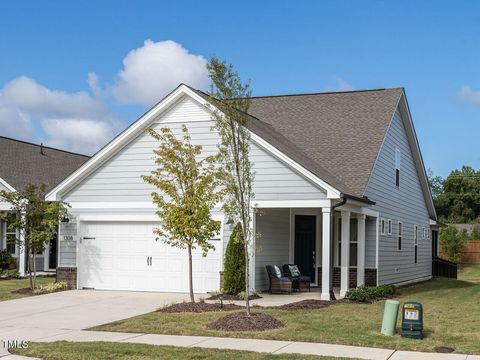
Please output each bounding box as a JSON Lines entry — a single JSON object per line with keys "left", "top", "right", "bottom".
{"left": 414, "top": 225, "right": 419, "bottom": 264}
{"left": 422, "top": 227, "right": 426, "bottom": 240}
{"left": 397, "top": 222, "right": 403, "bottom": 250}
{"left": 380, "top": 218, "right": 386, "bottom": 235}
{"left": 387, "top": 219, "right": 393, "bottom": 236}
{"left": 395, "top": 148, "right": 401, "bottom": 187}
{"left": 337, "top": 218, "right": 358, "bottom": 267}
{"left": 3, "top": 214, "right": 17, "bottom": 255}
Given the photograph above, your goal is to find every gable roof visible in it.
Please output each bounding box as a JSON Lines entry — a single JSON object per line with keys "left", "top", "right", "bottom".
{"left": 0, "top": 136, "right": 90, "bottom": 192}
{"left": 45, "top": 84, "right": 435, "bottom": 219}
{"left": 246, "top": 88, "right": 404, "bottom": 197}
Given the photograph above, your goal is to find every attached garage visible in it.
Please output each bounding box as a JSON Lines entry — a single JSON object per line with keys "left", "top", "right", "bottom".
{"left": 78, "top": 222, "right": 222, "bottom": 293}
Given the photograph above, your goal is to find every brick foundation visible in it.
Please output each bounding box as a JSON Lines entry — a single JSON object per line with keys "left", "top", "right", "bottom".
{"left": 56, "top": 267, "right": 77, "bottom": 289}
{"left": 318, "top": 267, "right": 377, "bottom": 287}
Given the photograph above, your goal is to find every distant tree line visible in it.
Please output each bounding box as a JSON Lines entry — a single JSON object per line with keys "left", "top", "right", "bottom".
{"left": 428, "top": 165, "right": 480, "bottom": 223}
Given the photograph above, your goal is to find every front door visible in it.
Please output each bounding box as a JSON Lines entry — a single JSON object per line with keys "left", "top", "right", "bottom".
{"left": 294, "top": 215, "right": 316, "bottom": 283}
{"left": 48, "top": 234, "right": 57, "bottom": 269}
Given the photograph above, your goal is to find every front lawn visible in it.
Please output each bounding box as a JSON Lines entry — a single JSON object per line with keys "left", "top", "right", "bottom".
{"left": 92, "top": 266, "right": 480, "bottom": 354}
{"left": 12, "top": 341, "right": 353, "bottom": 360}
{"left": 0, "top": 276, "right": 55, "bottom": 301}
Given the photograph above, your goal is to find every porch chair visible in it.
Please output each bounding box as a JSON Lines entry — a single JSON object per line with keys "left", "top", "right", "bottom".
{"left": 282, "top": 264, "right": 311, "bottom": 292}
{"left": 265, "top": 265, "right": 293, "bottom": 294}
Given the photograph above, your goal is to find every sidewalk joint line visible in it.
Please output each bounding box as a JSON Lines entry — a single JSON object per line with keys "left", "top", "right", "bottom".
{"left": 270, "top": 341, "right": 294, "bottom": 354}
{"left": 188, "top": 337, "right": 214, "bottom": 347}
{"left": 386, "top": 349, "right": 397, "bottom": 360}
{"left": 117, "top": 333, "right": 148, "bottom": 342}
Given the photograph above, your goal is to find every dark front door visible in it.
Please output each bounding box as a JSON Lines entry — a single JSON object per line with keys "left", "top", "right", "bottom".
{"left": 294, "top": 215, "right": 316, "bottom": 283}
{"left": 49, "top": 233, "right": 58, "bottom": 269}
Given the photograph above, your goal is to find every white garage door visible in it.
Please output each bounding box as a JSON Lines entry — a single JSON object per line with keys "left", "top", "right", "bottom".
{"left": 78, "top": 222, "right": 222, "bottom": 293}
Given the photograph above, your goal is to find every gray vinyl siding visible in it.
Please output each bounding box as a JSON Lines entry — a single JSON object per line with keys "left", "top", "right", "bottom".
{"left": 364, "top": 108, "right": 431, "bottom": 285}
{"left": 365, "top": 217, "right": 376, "bottom": 268}
{"left": 59, "top": 239, "right": 76, "bottom": 267}
{"left": 254, "top": 208, "right": 290, "bottom": 290}
{"left": 63, "top": 95, "right": 326, "bottom": 203}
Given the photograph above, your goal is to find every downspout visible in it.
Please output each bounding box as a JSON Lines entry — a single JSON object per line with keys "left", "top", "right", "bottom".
{"left": 329, "top": 197, "right": 347, "bottom": 300}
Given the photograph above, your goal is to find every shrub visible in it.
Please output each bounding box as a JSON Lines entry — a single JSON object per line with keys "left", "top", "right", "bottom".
{"left": 0, "top": 269, "right": 20, "bottom": 279}
{"left": 440, "top": 225, "right": 466, "bottom": 262}
{"left": 222, "top": 223, "right": 245, "bottom": 294}
{"left": 34, "top": 281, "right": 69, "bottom": 295}
{"left": 345, "top": 284, "right": 396, "bottom": 302}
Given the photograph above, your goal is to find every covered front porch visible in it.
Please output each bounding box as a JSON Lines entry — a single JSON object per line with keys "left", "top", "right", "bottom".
{"left": 250, "top": 200, "right": 379, "bottom": 299}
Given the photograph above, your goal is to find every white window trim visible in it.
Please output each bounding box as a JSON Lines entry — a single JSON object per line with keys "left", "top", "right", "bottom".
{"left": 380, "top": 218, "right": 386, "bottom": 236}
{"left": 397, "top": 221, "right": 403, "bottom": 251}
{"left": 2, "top": 220, "right": 19, "bottom": 257}
{"left": 336, "top": 217, "right": 358, "bottom": 268}
{"left": 387, "top": 219, "right": 393, "bottom": 236}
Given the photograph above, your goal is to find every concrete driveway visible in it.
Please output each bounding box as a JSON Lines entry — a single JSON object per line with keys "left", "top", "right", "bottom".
{"left": 0, "top": 290, "right": 189, "bottom": 341}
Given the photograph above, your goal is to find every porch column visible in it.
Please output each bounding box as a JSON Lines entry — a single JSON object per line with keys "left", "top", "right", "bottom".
{"left": 357, "top": 214, "right": 366, "bottom": 287}
{"left": 340, "top": 210, "right": 351, "bottom": 297}
{"left": 248, "top": 209, "right": 256, "bottom": 291}
{"left": 18, "top": 225, "right": 26, "bottom": 277}
{"left": 321, "top": 207, "right": 331, "bottom": 301}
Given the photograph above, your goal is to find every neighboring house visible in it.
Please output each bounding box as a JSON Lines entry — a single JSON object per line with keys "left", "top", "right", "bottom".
{"left": 46, "top": 84, "right": 438, "bottom": 299}
{"left": 0, "top": 137, "right": 90, "bottom": 275}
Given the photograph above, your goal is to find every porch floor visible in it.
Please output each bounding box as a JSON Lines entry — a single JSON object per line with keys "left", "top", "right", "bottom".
{"left": 207, "top": 287, "right": 342, "bottom": 307}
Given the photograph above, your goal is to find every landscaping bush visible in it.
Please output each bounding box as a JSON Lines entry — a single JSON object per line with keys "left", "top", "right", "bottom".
{"left": 0, "top": 269, "right": 20, "bottom": 279}
{"left": 34, "top": 281, "right": 69, "bottom": 295}
{"left": 222, "top": 223, "right": 245, "bottom": 294}
{"left": 345, "top": 284, "right": 396, "bottom": 302}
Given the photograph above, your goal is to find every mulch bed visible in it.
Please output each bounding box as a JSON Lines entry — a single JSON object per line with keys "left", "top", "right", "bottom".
{"left": 159, "top": 302, "right": 244, "bottom": 313}
{"left": 11, "top": 288, "right": 34, "bottom": 295}
{"left": 274, "top": 299, "right": 338, "bottom": 310}
{"left": 207, "top": 293, "right": 262, "bottom": 301}
{"left": 207, "top": 312, "right": 285, "bottom": 331}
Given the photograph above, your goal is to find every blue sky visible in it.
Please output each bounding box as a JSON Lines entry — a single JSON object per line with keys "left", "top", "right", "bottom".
{"left": 1, "top": 1, "right": 479, "bottom": 177}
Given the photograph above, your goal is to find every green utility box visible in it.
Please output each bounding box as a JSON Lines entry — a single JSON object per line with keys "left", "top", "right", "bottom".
{"left": 381, "top": 299, "right": 400, "bottom": 336}
{"left": 401, "top": 301, "right": 423, "bottom": 339}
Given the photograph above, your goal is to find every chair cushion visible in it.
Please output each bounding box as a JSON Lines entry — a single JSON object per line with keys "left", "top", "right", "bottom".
{"left": 288, "top": 265, "right": 301, "bottom": 277}
{"left": 298, "top": 275, "right": 311, "bottom": 283}
{"left": 273, "top": 265, "right": 282, "bottom": 278}
{"left": 278, "top": 277, "right": 292, "bottom": 282}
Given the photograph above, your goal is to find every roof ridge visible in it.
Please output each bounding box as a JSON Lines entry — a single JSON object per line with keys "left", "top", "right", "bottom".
{"left": 248, "top": 87, "right": 403, "bottom": 99}
{"left": 0, "top": 136, "right": 90, "bottom": 158}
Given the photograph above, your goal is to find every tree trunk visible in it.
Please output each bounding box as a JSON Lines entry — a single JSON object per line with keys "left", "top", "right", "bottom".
{"left": 245, "top": 241, "right": 250, "bottom": 315}
{"left": 188, "top": 245, "right": 195, "bottom": 303}
{"left": 32, "top": 252, "right": 37, "bottom": 291}
{"left": 27, "top": 250, "right": 33, "bottom": 291}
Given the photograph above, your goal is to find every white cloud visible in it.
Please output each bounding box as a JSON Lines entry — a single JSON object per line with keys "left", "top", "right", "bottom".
{"left": 457, "top": 86, "right": 480, "bottom": 105}
{"left": 0, "top": 106, "right": 32, "bottom": 140}
{"left": 333, "top": 76, "right": 354, "bottom": 91}
{"left": 0, "top": 39, "right": 208, "bottom": 153}
{"left": 41, "top": 118, "right": 118, "bottom": 154}
{"left": 110, "top": 40, "right": 209, "bottom": 107}
{"left": 0, "top": 76, "right": 121, "bottom": 154}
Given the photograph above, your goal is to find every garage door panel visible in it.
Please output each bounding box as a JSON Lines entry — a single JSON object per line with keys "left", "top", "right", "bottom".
{"left": 80, "top": 221, "right": 221, "bottom": 293}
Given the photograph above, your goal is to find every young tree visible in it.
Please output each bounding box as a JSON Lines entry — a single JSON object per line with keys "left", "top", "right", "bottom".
{"left": 207, "top": 57, "right": 256, "bottom": 314}
{"left": 142, "top": 125, "right": 223, "bottom": 303}
{"left": 0, "top": 183, "right": 68, "bottom": 291}
{"left": 440, "top": 225, "right": 466, "bottom": 262}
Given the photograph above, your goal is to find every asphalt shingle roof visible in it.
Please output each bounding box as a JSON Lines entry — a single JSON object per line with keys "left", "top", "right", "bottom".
{"left": 0, "top": 137, "right": 90, "bottom": 192}
{"left": 247, "top": 88, "right": 404, "bottom": 197}
{"left": 194, "top": 86, "right": 403, "bottom": 199}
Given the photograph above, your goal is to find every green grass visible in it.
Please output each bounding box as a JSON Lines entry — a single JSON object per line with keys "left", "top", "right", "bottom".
{"left": 458, "top": 263, "right": 480, "bottom": 283}
{"left": 92, "top": 266, "right": 480, "bottom": 354}
{"left": 0, "top": 276, "right": 55, "bottom": 301}
{"left": 11, "top": 341, "right": 353, "bottom": 360}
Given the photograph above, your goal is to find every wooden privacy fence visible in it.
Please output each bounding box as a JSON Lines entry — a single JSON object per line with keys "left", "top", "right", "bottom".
{"left": 461, "top": 240, "right": 480, "bottom": 264}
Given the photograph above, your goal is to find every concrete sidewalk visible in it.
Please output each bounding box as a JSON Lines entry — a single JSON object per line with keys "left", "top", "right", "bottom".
{"left": 1, "top": 330, "right": 479, "bottom": 360}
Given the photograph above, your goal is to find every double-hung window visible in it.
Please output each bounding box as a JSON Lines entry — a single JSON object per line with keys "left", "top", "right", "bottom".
{"left": 337, "top": 218, "right": 358, "bottom": 267}
{"left": 3, "top": 214, "right": 17, "bottom": 255}
{"left": 387, "top": 219, "right": 393, "bottom": 236}
{"left": 395, "top": 149, "right": 401, "bottom": 187}
{"left": 397, "top": 222, "right": 403, "bottom": 250}
{"left": 414, "top": 225, "right": 419, "bottom": 264}
{"left": 380, "top": 218, "right": 386, "bottom": 235}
